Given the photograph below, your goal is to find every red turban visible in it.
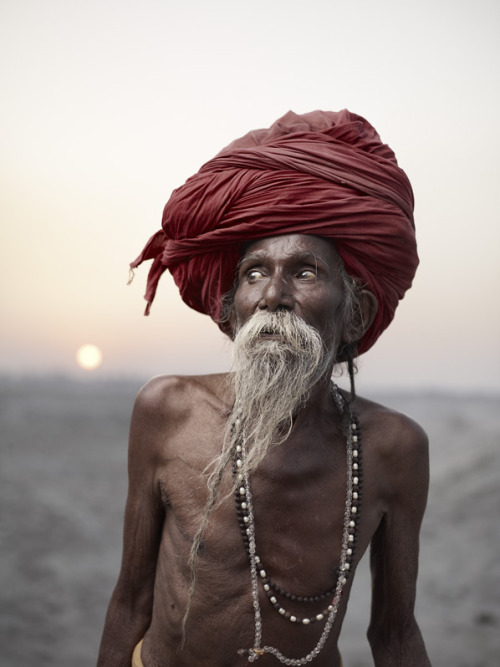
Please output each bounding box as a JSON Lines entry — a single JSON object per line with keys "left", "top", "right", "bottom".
{"left": 131, "top": 110, "right": 417, "bottom": 355}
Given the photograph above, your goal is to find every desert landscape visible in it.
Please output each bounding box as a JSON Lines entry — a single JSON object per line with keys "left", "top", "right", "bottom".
{"left": 1, "top": 376, "right": 499, "bottom": 666}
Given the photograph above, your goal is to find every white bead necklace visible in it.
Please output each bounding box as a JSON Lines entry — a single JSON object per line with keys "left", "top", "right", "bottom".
{"left": 233, "top": 383, "right": 362, "bottom": 664}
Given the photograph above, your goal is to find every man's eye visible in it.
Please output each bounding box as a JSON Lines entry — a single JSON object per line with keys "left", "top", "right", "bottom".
{"left": 247, "top": 269, "right": 264, "bottom": 282}
{"left": 297, "top": 269, "right": 317, "bottom": 280}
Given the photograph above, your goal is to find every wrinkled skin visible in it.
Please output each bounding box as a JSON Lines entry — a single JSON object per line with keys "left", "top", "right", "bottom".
{"left": 98, "top": 235, "right": 431, "bottom": 666}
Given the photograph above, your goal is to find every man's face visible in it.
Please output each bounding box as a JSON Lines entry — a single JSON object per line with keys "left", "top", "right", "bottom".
{"left": 232, "top": 234, "right": 346, "bottom": 352}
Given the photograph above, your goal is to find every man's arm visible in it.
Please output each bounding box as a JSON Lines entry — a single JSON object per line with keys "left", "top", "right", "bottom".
{"left": 367, "top": 413, "right": 431, "bottom": 666}
{"left": 98, "top": 381, "right": 166, "bottom": 667}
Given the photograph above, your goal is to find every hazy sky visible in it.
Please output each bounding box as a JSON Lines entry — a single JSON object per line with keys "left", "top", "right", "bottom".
{"left": 1, "top": 0, "right": 499, "bottom": 391}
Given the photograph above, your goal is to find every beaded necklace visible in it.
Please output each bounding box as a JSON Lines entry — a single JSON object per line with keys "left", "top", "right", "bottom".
{"left": 231, "top": 382, "right": 363, "bottom": 664}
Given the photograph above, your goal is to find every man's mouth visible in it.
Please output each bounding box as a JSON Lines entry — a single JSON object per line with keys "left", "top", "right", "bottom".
{"left": 258, "top": 328, "right": 281, "bottom": 339}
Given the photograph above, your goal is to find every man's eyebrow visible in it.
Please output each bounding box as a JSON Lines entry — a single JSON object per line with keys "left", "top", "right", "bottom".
{"left": 238, "top": 250, "right": 330, "bottom": 270}
{"left": 294, "top": 251, "right": 330, "bottom": 271}
{"left": 294, "top": 251, "right": 325, "bottom": 263}
{"left": 238, "top": 251, "right": 267, "bottom": 266}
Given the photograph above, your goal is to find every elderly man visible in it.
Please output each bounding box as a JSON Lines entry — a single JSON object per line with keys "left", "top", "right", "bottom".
{"left": 98, "top": 110, "right": 431, "bottom": 666}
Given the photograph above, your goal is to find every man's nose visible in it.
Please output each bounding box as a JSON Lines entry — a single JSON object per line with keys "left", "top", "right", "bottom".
{"left": 258, "top": 275, "right": 294, "bottom": 311}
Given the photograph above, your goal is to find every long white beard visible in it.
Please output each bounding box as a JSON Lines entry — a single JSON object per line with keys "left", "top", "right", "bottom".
{"left": 184, "top": 310, "right": 340, "bottom": 636}
{"left": 226, "top": 309, "right": 338, "bottom": 478}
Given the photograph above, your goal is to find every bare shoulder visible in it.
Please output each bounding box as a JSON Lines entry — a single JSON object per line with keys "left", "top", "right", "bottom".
{"left": 133, "top": 372, "right": 231, "bottom": 423}
{"left": 126, "top": 372, "right": 232, "bottom": 467}
{"left": 354, "top": 394, "right": 429, "bottom": 503}
{"left": 355, "top": 393, "right": 428, "bottom": 455}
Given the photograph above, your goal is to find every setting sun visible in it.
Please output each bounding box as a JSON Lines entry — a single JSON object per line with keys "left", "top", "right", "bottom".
{"left": 76, "top": 344, "right": 103, "bottom": 371}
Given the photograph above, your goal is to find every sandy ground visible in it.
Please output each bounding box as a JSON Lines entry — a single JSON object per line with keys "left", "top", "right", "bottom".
{"left": 1, "top": 376, "right": 499, "bottom": 666}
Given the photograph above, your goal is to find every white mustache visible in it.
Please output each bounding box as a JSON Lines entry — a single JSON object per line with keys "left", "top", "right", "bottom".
{"left": 235, "top": 310, "right": 322, "bottom": 351}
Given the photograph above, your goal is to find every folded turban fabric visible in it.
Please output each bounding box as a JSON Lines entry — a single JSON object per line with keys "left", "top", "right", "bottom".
{"left": 131, "top": 109, "right": 418, "bottom": 356}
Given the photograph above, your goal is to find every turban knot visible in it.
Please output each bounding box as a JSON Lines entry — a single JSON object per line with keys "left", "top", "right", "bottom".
{"left": 131, "top": 109, "right": 418, "bottom": 355}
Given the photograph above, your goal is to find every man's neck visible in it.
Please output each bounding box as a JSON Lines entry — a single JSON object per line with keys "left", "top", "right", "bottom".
{"left": 289, "top": 373, "right": 340, "bottom": 430}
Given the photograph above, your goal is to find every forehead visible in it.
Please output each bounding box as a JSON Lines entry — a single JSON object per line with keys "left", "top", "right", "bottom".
{"left": 241, "top": 234, "right": 342, "bottom": 269}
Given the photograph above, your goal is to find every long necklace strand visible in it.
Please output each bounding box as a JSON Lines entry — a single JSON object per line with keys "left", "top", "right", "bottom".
{"left": 234, "top": 383, "right": 362, "bottom": 664}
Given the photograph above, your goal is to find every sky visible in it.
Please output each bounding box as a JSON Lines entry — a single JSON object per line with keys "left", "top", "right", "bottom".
{"left": 1, "top": 0, "right": 499, "bottom": 392}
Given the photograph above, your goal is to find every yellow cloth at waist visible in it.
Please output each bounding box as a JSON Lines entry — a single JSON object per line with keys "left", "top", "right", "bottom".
{"left": 132, "top": 640, "right": 144, "bottom": 667}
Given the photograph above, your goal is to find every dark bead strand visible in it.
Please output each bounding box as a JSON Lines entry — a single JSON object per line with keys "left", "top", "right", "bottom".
{"left": 348, "top": 416, "right": 363, "bottom": 564}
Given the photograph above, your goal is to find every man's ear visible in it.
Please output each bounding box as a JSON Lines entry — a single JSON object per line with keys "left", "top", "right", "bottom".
{"left": 343, "top": 289, "right": 378, "bottom": 344}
